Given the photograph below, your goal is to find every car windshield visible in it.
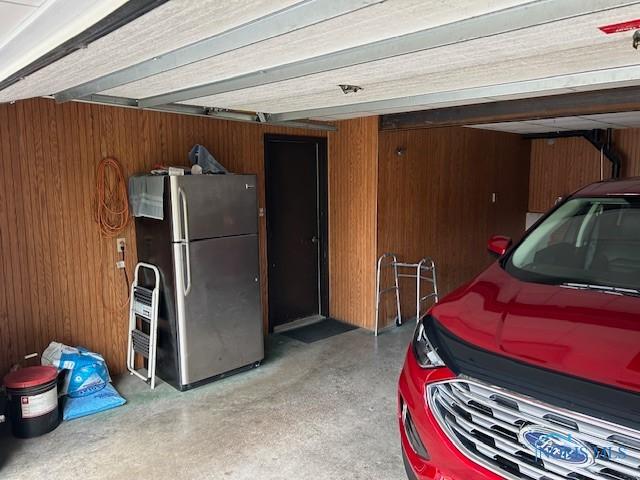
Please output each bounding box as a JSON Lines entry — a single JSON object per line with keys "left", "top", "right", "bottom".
{"left": 505, "top": 196, "right": 640, "bottom": 291}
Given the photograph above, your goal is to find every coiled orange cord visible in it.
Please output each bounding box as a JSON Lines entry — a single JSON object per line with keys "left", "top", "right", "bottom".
{"left": 94, "top": 157, "right": 131, "bottom": 311}
{"left": 94, "top": 157, "right": 130, "bottom": 237}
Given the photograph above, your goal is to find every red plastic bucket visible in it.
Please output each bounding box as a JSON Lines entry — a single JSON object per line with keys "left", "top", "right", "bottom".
{"left": 4, "top": 366, "right": 60, "bottom": 438}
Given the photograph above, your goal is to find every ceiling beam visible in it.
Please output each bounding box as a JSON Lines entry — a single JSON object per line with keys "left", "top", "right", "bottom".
{"left": 54, "top": 0, "right": 382, "bottom": 103}
{"left": 380, "top": 85, "right": 640, "bottom": 130}
{"left": 71, "top": 94, "right": 336, "bottom": 131}
{"left": 268, "top": 65, "right": 640, "bottom": 122}
{"left": 136, "top": 0, "right": 638, "bottom": 108}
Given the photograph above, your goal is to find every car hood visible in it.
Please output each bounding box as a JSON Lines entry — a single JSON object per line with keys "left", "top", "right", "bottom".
{"left": 431, "top": 262, "right": 640, "bottom": 393}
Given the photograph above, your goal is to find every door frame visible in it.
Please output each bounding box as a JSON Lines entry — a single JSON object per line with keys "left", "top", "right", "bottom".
{"left": 264, "top": 134, "right": 329, "bottom": 332}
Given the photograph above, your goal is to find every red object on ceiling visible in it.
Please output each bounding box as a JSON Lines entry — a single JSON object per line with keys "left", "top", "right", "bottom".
{"left": 599, "top": 19, "right": 640, "bottom": 34}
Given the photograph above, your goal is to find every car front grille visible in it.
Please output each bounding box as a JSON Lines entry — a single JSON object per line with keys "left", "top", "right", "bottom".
{"left": 427, "top": 378, "right": 640, "bottom": 480}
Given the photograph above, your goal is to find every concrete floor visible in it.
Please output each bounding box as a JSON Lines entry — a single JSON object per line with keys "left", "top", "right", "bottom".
{"left": 0, "top": 323, "right": 414, "bottom": 480}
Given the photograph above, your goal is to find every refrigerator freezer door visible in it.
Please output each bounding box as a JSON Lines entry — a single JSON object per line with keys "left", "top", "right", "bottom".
{"left": 174, "top": 234, "right": 263, "bottom": 386}
{"left": 169, "top": 175, "right": 258, "bottom": 242}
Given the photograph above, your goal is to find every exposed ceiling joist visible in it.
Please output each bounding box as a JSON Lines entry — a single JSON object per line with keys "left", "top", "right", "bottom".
{"left": 73, "top": 94, "right": 336, "bottom": 131}
{"left": 54, "top": 0, "right": 382, "bottom": 103}
{"left": 136, "top": 0, "right": 637, "bottom": 109}
{"left": 379, "top": 85, "right": 640, "bottom": 130}
{"left": 268, "top": 65, "right": 640, "bottom": 122}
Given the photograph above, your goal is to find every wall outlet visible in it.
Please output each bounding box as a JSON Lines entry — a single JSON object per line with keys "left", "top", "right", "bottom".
{"left": 116, "top": 260, "right": 125, "bottom": 269}
{"left": 116, "top": 238, "right": 126, "bottom": 252}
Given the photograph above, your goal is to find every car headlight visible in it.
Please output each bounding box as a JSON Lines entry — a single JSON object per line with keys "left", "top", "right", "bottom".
{"left": 412, "top": 317, "right": 445, "bottom": 369}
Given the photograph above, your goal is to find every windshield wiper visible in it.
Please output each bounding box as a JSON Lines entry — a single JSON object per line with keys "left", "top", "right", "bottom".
{"left": 560, "top": 282, "right": 640, "bottom": 297}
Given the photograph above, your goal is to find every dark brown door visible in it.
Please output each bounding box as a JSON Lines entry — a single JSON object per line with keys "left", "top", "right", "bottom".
{"left": 265, "top": 136, "right": 328, "bottom": 330}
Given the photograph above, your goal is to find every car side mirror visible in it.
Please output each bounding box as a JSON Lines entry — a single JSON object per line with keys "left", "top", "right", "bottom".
{"left": 487, "top": 235, "right": 512, "bottom": 257}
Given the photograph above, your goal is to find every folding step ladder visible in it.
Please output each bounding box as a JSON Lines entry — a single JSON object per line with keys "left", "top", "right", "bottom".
{"left": 126, "top": 262, "right": 160, "bottom": 389}
{"left": 375, "top": 254, "right": 439, "bottom": 336}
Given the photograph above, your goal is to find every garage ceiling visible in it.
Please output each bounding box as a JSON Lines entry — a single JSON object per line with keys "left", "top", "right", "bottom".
{"left": 469, "top": 111, "right": 640, "bottom": 134}
{"left": 0, "top": 0, "right": 128, "bottom": 84}
{"left": 0, "top": 0, "right": 640, "bottom": 124}
{"left": 0, "top": 0, "right": 45, "bottom": 49}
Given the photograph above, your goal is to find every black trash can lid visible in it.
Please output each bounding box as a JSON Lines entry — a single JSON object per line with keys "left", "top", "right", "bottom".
{"left": 4, "top": 366, "right": 57, "bottom": 389}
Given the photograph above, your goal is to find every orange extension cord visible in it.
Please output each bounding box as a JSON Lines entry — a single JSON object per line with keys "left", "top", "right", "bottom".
{"left": 94, "top": 157, "right": 131, "bottom": 311}
{"left": 94, "top": 157, "right": 130, "bottom": 237}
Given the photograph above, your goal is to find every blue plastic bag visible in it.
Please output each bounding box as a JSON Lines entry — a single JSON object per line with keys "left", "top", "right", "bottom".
{"left": 64, "top": 349, "right": 110, "bottom": 398}
{"left": 42, "top": 342, "right": 111, "bottom": 397}
{"left": 188, "top": 144, "right": 227, "bottom": 174}
{"left": 42, "top": 342, "right": 126, "bottom": 421}
{"left": 63, "top": 383, "right": 126, "bottom": 420}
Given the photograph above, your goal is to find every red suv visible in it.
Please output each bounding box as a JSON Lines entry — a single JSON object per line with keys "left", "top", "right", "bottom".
{"left": 398, "top": 178, "right": 640, "bottom": 480}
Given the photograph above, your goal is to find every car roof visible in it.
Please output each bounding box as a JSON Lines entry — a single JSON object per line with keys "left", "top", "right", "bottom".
{"left": 573, "top": 177, "right": 640, "bottom": 197}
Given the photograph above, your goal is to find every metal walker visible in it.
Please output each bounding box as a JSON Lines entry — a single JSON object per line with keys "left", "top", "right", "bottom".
{"left": 375, "top": 254, "right": 439, "bottom": 336}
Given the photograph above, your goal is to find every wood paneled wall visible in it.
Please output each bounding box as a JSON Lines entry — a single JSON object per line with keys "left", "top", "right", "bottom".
{"left": 615, "top": 128, "right": 640, "bottom": 177}
{"left": 0, "top": 98, "right": 347, "bottom": 376}
{"left": 529, "top": 138, "right": 602, "bottom": 213}
{"left": 327, "top": 117, "right": 379, "bottom": 330}
{"left": 529, "top": 129, "right": 640, "bottom": 213}
{"left": 377, "top": 127, "right": 530, "bottom": 326}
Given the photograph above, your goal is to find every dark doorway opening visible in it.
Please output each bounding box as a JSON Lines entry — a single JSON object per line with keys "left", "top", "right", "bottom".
{"left": 264, "top": 135, "right": 328, "bottom": 332}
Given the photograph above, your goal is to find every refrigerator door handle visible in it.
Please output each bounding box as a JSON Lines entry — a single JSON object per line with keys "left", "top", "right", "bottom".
{"left": 178, "top": 187, "right": 192, "bottom": 296}
{"left": 182, "top": 242, "right": 192, "bottom": 296}
{"left": 178, "top": 187, "right": 190, "bottom": 243}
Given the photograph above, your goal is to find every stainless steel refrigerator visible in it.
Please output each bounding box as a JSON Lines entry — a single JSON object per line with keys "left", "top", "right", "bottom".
{"left": 134, "top": 174, "right": 264, "bottom": 391}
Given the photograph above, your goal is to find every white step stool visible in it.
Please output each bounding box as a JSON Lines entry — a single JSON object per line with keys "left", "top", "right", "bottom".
{"left": 126, "top": 262, "right": 160, "bottom": 389}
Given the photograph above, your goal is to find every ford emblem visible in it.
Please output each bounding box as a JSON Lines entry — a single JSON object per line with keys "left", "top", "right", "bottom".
{"left": 519, "top": 425, "right": 595, "bottom": 467}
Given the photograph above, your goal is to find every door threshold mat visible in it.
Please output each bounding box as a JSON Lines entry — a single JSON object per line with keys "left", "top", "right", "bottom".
{"left": 280, "top": 318, "right": 358, "bottom": 344}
